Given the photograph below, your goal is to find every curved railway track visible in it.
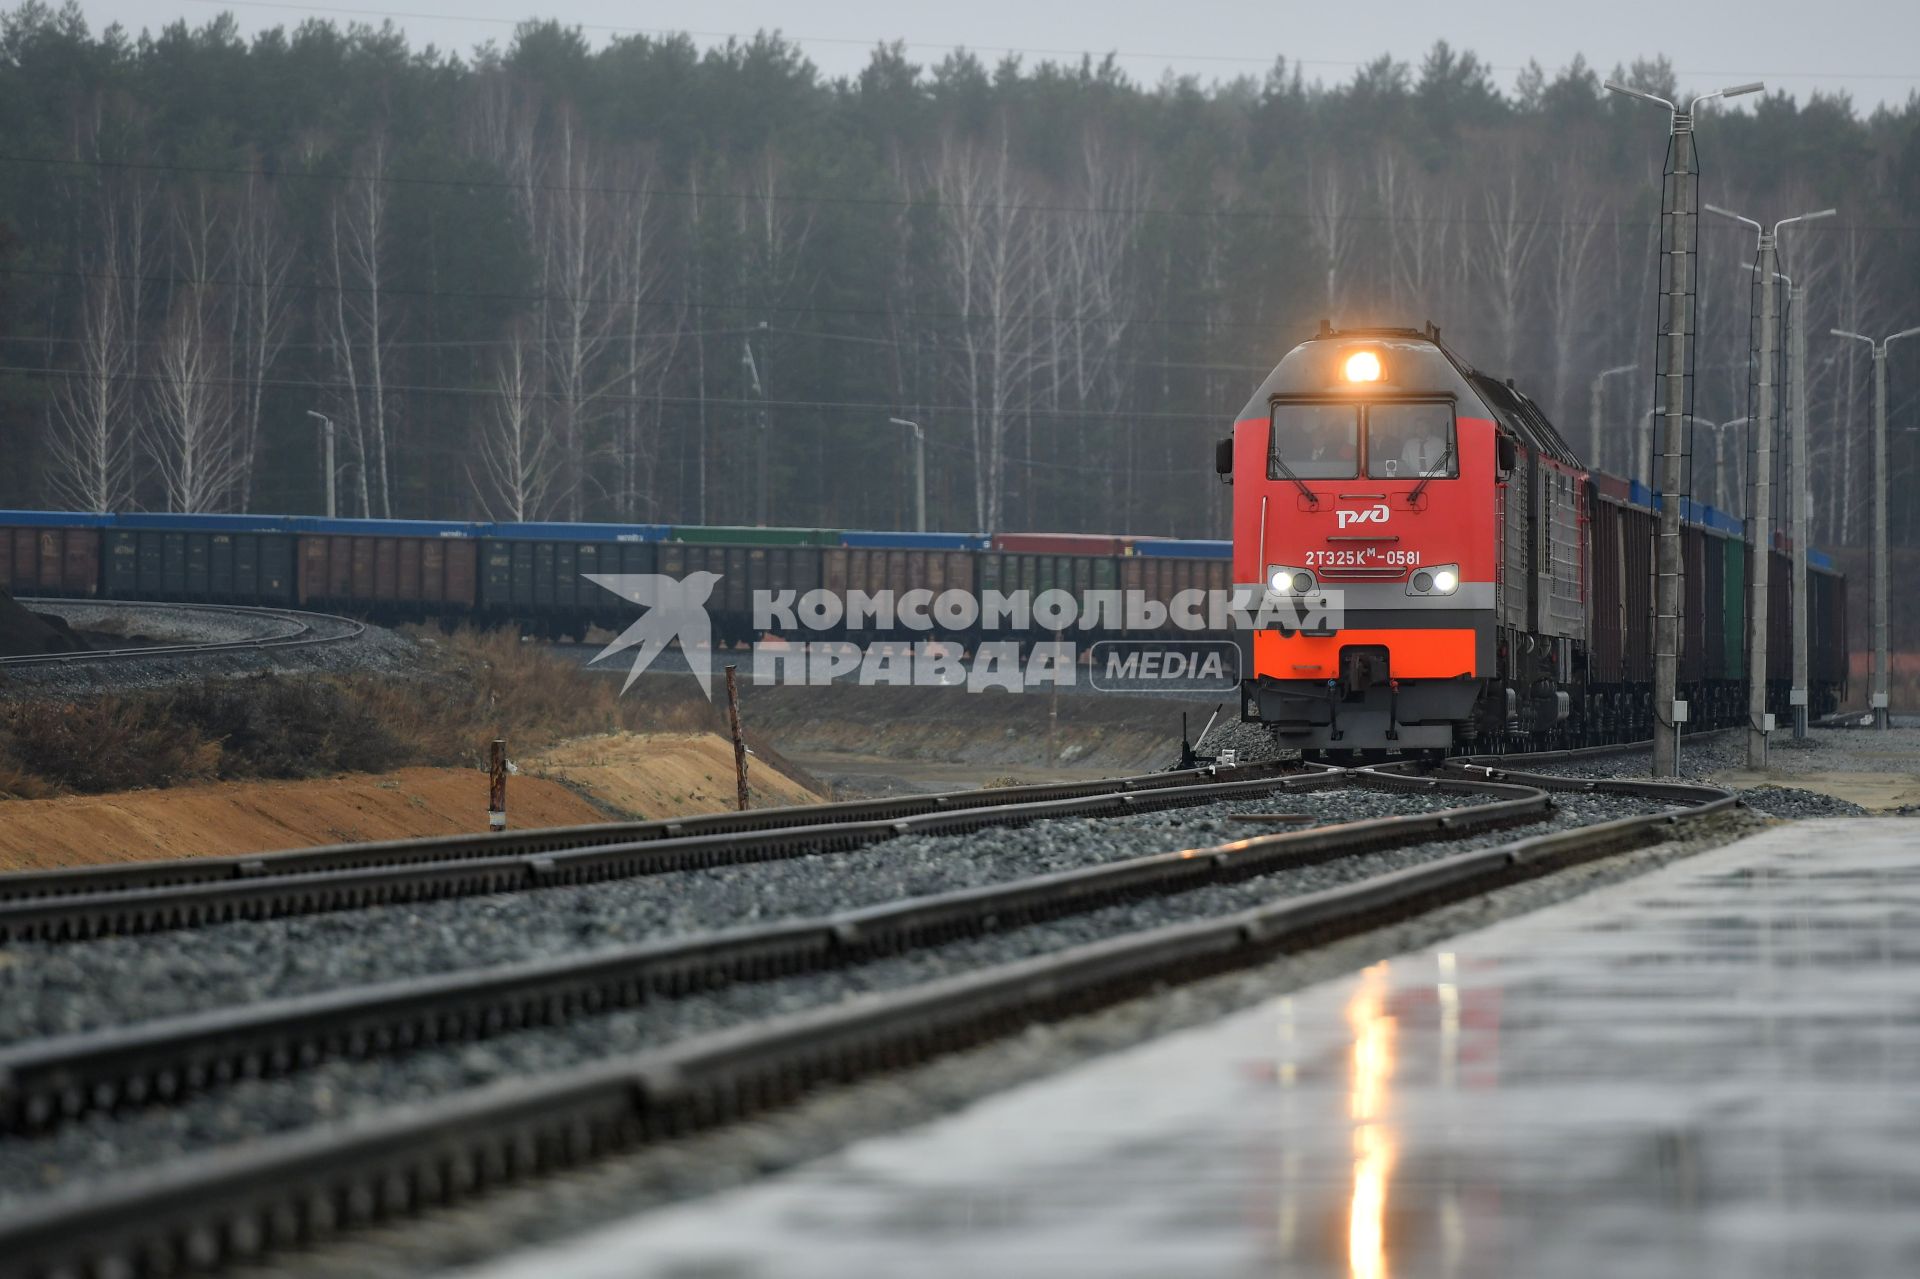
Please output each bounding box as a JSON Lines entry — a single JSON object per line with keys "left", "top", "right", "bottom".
{"left": 0, "top": 599, "right": 365, "bottom": 669}
{"left": 0, "top": 745, "right": 1743, "bottom": 1279}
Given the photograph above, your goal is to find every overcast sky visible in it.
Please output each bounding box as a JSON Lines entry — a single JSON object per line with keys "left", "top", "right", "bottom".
{"left": 68, "top": 0, "right": 1920, "bottom": 113}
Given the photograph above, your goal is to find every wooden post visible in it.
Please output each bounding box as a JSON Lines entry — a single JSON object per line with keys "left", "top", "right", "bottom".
{"left": 725, "top": 664, "right": 749, "bottom": 811}
{"left": 1046, "top": 683, "right": 1059, "bottom": 768}
{"left": 488, "top": 738, "right": 507, "bottom": 831}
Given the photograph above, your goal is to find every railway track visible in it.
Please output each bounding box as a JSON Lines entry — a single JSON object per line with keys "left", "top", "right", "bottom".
{"left": 0, "top": 747, "right": 1741, "bottom": 1278}
{"left": 0, "top": 765, "right": 1323, "bottom": 942}
{"left": 0, "top": 599, "right": 365, "bottom": 669}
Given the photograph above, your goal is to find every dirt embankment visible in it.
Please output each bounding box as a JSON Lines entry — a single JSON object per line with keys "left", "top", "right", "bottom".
{"left": 0, "top": 728, "right": 827, "bottom": 872}
{"left": 528, "top": 731, "right": 823, "bottom": 816}
{"left": 0, "top": 767, "right": 607, "bottom": 871}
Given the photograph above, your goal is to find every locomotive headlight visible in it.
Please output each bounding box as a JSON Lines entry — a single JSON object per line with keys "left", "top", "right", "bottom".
{"left": 1343, "top": 350, "right": 1384, "bottom": 383}
{"left": 1407, "top": 564, "right": 1460, "bottom": 596}
{"left": 1267, "top": 565, "right": 1313, "bottom": 595}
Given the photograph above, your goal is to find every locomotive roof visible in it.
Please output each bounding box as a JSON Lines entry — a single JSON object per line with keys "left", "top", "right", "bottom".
{"left": 1240, "top": 323, "right": 1584, "bottom": 469}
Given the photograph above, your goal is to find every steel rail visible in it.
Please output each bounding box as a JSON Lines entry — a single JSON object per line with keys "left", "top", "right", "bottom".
{"left": 0, "top": 770, "right": 1329, "bottom": 944}
{"left": 0, "top": 599, "right": 366, "bottom": 667}
{"left": 0, "top": 774, "right": 1737, "bottom": 1279}
{"left": 1450, "top": 726, "right": 1739, "bottom": 769}
{"left": 0, "top": 764, "right": 1299, "bottom": 905}
{"left": 0, "top": 772, "right": 1543, "bottom": 1136}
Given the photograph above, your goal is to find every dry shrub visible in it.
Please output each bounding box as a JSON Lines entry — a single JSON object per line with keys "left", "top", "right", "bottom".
{"left": 1, "top": 699, "right": 222, "bottom": 792}
{"left": 363, "top": 628, "right": 733, "bottom": 766}
{"left": 0, "top": 626, "right": 799, "bottom": 796}
{"left": 0, "top": 752, "right": 56, "bottom": 799}
{"left": 156, "top": 678, "right": 409, "bottom": 778}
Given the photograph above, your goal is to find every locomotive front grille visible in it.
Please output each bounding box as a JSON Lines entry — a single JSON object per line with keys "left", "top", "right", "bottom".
{"left": 1316, "top": 566, "right": 1409, "bottom": 581}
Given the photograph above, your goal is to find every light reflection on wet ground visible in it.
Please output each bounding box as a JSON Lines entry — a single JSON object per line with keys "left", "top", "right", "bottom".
{"left": 460, "top": 819, "right": 1920, "bottom": 1279}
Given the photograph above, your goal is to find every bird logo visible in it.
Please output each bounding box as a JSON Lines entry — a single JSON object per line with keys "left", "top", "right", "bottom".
{"left": 585, "top": 572, "right": 724, "bottom": 696}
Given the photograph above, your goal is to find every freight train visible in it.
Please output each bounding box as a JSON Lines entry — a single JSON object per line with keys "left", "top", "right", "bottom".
{"left": 1220, "top": 323, "right": 1849, "bottom": 755}
{"left": 0, "top": 513, "right": 1230, "bottom": 648}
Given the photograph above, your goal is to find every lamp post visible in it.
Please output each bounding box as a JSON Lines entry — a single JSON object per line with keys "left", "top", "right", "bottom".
{"left": 1706, "top": 205, "right": 1834, "bottom": 766}
{"left": 1606, "top": 77, "right": 1763, "bottom": 777}
{"left": 888, "top": 417, "right": 927, "bottom": 532}
{"left": 304, "top": 410, "right": 336, "bottom": 519}
{"left": 1589, "top": 363, "right": 1638, "bottom": 476}
{"left": 1693, "top": 416, "right": 1750, "bottom": 514}
{"left": 1754, "top": 265, "right": 1814, "bottom": 739}
{"left": 1831, "top": 324, "right": 1920, "bottom": 728}
{"left": 742, "top": 325, "right": 771, "bottom": 526}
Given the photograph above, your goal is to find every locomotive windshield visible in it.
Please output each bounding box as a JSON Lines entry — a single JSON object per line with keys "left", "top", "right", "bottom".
{"left": 1269, "top": 401, "right": 1457, "bottom": 482}
{"left": 1269, "top": 404, "right": 1358, "bottom": 479}
{"left": 1367, "top": 402, "right": 1457, "bottom": 479}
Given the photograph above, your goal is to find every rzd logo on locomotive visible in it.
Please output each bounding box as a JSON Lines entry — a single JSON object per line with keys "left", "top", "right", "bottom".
{"left": 1335, "top": 503, "right": 1390, "bottom": 530}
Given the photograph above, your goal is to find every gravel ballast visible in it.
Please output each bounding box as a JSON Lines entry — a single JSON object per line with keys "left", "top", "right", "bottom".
{"left": 0, "top": 787, "right": 1677, "bottom": 1206}
{"left": 0, "top": 782, "right": 1457, "bottom": 1043}
{"left": 1510, "top": 727, "right": 1913, "bottom": 816}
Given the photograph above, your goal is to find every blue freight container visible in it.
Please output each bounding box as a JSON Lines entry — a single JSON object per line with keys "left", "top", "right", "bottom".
{"left": 115, "top": 512, "right": 299, "bottom": 534}
{"left": 288, "top": 516, "right": 485, "bottom": 539}
{"left": 0, "top": 509, "right": 112, "bottom": 528}
{"left": 838, "top": 530, "right": 989, "bottom": 550}
{"left": 487, "top": 521, "right": 669, "bottom": 543}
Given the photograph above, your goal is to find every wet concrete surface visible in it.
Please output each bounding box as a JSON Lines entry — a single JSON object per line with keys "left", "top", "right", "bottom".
{"left": 457, "top": 818, "right": 1920, "bottom": 1279}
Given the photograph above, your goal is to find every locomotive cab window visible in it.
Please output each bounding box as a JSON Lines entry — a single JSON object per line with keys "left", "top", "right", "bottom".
{"left": 1366, "top": 402, "right": 1457, "bottom": 479}
{"left": 1270, "top": 404, "right": 1359, "bottom": 480}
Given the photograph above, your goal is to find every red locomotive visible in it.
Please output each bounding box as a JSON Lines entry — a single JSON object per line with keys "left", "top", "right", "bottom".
{"left": 1218, "top": 322, "right": 1845, "bottom": 757}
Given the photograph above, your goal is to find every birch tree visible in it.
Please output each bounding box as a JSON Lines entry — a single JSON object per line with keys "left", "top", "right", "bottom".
{"left": 322, "top": 137, "right": 396, "bottom": 517}
{"left": 931, "top": 129, "right": 1048, "bottom": 532}
{"left": 146, "top": 186, "right": 240, "bottom": 513}
{"left": 1477, "top": 167, "right": 1541, "bottom": 370}
{"left": 475, "top": 321, "right": 558, "bottom": 521}
{"left": 48, "top": 237, "right": 131, "bottom": 511}
{"left": 228, "top": 170, "right": 293, "bottom": 511}
{"left": 611, "top": 157, "right": 678, "bottom": 519}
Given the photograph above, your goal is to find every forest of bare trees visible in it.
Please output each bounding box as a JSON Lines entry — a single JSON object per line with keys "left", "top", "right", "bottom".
{"left": 1, "top": 4, "right": 1918, "bottom": 550}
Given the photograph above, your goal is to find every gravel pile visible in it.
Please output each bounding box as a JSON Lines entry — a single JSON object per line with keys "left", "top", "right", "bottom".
{"left": 1187, "top": 716, "right": 1290, "bottom": 766}
{"left": 30, "top": 601, "right": 292, "bottom": 647}
{"left": 0, "top": 784, "right": 1454, "bottom": 1043}
{"left": 1734, "top": 786, "right": 1868, "bottom": 818}
{"left": 0, "top": 786, "right": 1679, "bottom": 1205}
{"left": 0, "top": 590, "right": 88, "bottom": 657}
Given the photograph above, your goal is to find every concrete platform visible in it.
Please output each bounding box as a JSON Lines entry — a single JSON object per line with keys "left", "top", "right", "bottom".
{"left": 463, "top": 819, "right": 1920, "bottom": 1279}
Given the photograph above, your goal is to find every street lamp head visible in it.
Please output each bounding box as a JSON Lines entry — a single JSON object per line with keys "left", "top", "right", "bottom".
{"left": 1890, "top": 327, "right": 1920, "bottom": 347}
{"left": 1775, "top": 209, "right": 1837, "bottom": 238}
{"left": 1604, "top": 80, "right": 1676, "bottom": 112}
{"left": 1689, "top": 82, "right": 1764, "bottom": 111}
{"left": 304, "top": 410, "right": 330, "bottom": 423}
{"left": 1832, "top": 329, "right": 1874, "bottom": 346}
{"left": 1703, "top": 203, "right": 1762, "bottom": 234}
